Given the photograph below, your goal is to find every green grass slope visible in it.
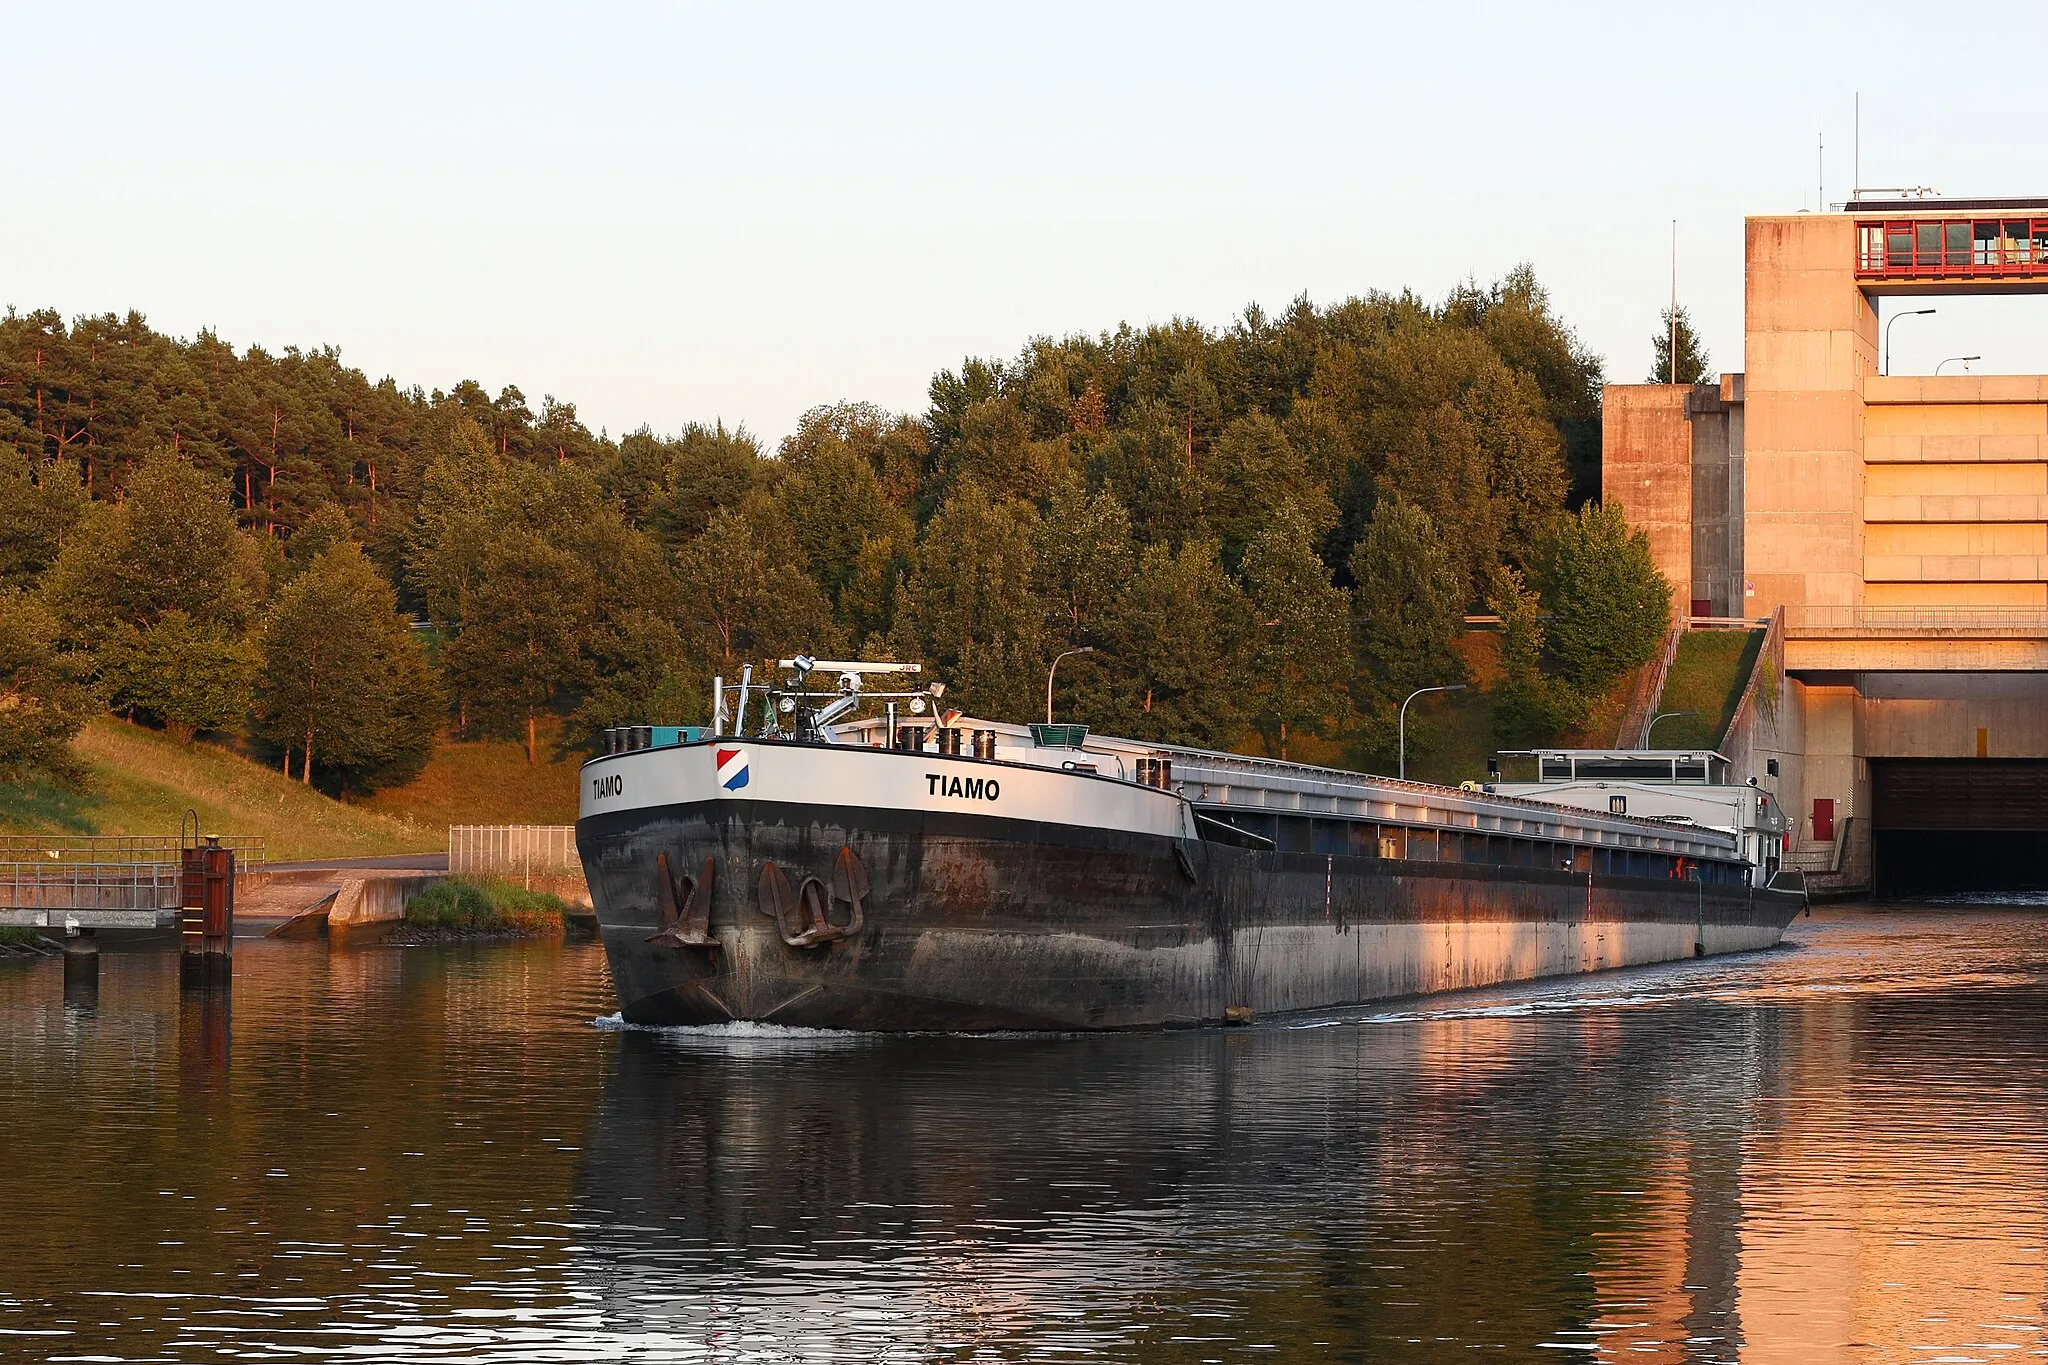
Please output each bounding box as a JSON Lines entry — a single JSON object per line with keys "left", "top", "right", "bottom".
{"left": 1653, "top": 629, "right": 1764, "bottom": 752}
{"left": 0, "top": 718, "right": 439, "bottom": 860}
{"left": 359, "top": 723, "right": 582, "bottom": 828}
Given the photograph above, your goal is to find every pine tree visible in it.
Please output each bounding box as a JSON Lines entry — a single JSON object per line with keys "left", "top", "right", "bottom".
{"left": 1649, "top": 305, "right": 1713, "bottom": 385}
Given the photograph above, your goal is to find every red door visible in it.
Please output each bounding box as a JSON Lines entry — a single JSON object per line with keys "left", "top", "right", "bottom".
{"left": 1812, "top": 798, "right": 1835, "bottom": 842}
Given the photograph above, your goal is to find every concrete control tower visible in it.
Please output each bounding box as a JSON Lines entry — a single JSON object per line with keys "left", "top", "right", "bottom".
{"left": 1605, "top": 202, "right": 2048, "bottom": 896}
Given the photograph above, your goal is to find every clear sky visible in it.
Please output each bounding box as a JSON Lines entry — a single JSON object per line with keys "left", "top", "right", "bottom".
{"left": 8, "top": 2, "right": 2047, "bottom": 446}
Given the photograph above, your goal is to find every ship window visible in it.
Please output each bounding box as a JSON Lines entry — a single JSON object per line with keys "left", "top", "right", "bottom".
{"left": 1349, "top": 822, "right": 1378, "bottom": 858}
{"left": 1916, "top": 222, "right": 1942, "bottom": 263}
{"left": 1411, "top": 829, "right": 1439, "bottom": 861}
{"left": 1887, "top": 227, "right": 1913, "bottom": 266}
{"left": 1276, "top": 817, "right": 1313, "bottom": 853}
{"left": 1377, "top": 826, "right": 1406, "bottom": 860}
{"left": 1310, "top": 819, "right": 1348, "bottom": 856}
{"left": 1540, "top": 756, "right": 1572, "bottom": 780}
{"left": 1859, "top": 225, "right": 1885, "bottom": 270}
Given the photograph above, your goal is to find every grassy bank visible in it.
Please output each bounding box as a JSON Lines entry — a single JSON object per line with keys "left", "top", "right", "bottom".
{"left": 0, "top": 718, "right": 437, "bottom": 859}
{"left": 1656, "top": 629, "right": 1764, "bottom": 751}
{"left": 402, "top": 876, "right": 565, "bottom": 936}
{"left": 361, "top": 724, "right": 582, "bottom": 828}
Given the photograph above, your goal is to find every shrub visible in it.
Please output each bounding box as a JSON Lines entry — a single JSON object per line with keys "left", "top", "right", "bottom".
{"left": 403, "top": 876, "right": 563, "bottom": 934}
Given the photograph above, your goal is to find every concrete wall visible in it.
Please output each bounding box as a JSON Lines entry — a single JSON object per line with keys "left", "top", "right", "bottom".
{"left": 1860, "top": 672, "right": 2048, "bottom": 757}
{"left": 1602, "top": 384, "right": 1694, "bottom": 600}
{"left": 1861, "top": 375, "right": 2048, "bottom": 608}
{"left": 1743, "top": 214, "right": 1878, "bottom": 614}
{"left": 1689, "top": 379, "right": 1745, "bottom": 615}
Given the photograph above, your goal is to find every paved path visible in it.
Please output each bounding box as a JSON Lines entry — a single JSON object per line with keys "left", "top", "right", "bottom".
{"left": 259, "top": 853, "right": 449, "bottom": 874}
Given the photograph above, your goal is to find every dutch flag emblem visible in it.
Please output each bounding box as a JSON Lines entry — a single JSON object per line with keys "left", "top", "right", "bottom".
{"left": 715, "top": 746, "right": 750, "bottom": 791}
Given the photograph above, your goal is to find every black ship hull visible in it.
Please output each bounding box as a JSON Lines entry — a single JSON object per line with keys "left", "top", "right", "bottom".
{"left": 578, "top": 798, "right": 1804, "bottom": 1032}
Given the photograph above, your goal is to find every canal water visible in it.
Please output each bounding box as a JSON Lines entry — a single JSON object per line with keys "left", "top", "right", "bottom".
{"left": 4, "top": 906, "right": 2048, "bottom": 1363}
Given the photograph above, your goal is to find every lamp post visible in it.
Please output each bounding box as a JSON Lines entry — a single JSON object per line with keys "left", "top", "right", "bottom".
{"left": 1398, "top": 684, "right": 1466, "bottom": 781}
{"left": 1046, "top": 646, "right": 1095, "bottom": 725}
{"left": 1883, "top": 307, "right": 1936, "bottom": 375}
{"left": 1644, "top": 709, "right": 1700, "bottom": 746}
{"left": 1936, "top": 355, "right": 1982, "bottom": 375}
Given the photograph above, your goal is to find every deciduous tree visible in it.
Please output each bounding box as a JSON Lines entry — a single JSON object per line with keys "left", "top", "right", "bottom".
{"left": 256, "top": 542, "right": 440, "bottom": 790}
{"left": 1538, "top": 502, "right": 1672, "bottom": 695}
{"left": 0, "top": 589, "right": 92, "bottom": 785}
{"left": 1240, "top": 509, "right": 1351, "bottom": 759}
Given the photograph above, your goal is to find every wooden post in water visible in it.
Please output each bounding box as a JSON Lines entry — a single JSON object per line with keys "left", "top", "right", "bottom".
{"left": 179, "top": 836, "right": 234, "bottom": 991}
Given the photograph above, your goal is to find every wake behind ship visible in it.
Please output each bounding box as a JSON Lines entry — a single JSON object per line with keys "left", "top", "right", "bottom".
{"left": 577, "top": 659, "right": 1806, "bottom": 1030}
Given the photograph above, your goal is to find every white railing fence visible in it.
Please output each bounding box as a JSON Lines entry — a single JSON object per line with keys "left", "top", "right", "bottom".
{"left": 447, "top": 826, "right": 580, "bottom": 879}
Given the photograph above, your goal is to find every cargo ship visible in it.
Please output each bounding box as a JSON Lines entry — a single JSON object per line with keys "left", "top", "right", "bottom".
{"left": 576, "top": 659, "right": 1806, "bottom": 1030}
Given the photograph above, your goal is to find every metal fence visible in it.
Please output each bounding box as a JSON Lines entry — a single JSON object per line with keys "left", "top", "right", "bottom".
{"left": 1784, "top": 607, "right": 2048, "bottom": 637}
{"left": 0, "top": 835, "right": 265, "bottom": 870}
{"left": 448, "top": 826, "right": 580, "bottom": 878}
{"left": 0, "top": 861, "right": 182, "bottom": 913}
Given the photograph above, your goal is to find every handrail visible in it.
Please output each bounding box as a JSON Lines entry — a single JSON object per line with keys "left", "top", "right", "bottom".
{"left": 1718, "top": 609, "right": 1784, "bottom": 753}
{"left": 1617, "top": 622, "right": 1687, "bottom": 748}
{"left": 0, "top": 835, "right": 265, "bottom": 869}
{"left": 0, "top": 861, "right": 183, "bottom": 912}
{"left": 1784, "top": 606, "right": 2048, "bottom": 637}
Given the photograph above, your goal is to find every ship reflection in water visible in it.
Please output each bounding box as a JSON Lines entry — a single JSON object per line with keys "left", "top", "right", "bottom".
{"left": 5, "top": 908, "right": 2048, "bottom": 1361}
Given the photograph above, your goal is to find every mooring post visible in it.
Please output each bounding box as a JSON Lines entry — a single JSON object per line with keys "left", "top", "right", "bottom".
{"left": 179, "top": 836, "right": 234, "bottom": 992}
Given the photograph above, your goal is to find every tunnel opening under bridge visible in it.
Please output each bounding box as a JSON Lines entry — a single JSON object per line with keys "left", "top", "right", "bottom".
{"left": 1872, "top": 760, "right": 2048, "bottom": 900}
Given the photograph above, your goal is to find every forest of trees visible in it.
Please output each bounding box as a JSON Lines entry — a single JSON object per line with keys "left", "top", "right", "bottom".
{"left": 0, "top": 266, "right": 1671, "bottom": 794}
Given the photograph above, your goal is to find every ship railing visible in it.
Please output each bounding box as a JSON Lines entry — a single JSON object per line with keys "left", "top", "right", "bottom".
{"left": 1166, "top": 757, "right": 1738, "bottom": 858}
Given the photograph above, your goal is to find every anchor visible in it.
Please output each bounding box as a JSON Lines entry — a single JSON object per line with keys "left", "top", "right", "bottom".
{"left": 647, "top": 851, "right": 716, "bottom": 948}
{"left": 830, "top": 844, "right": 869, "bottom": 936}
{"left": 756, "top": 860, "right": 843, "bottom": 948}
{"left": 757, "top": 846, "right": 871, "bottom": 949}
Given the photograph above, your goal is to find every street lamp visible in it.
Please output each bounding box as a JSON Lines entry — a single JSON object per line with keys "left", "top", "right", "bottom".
{"left": 1936, "top": 355, "right": 1982, "bottom": 375}
{"left": 1046, "top": 646, "right": 1095, "bottom": 725}
{"left": 1883, "top": 307, "right": 1935, "bottom": 375}
{"left": 1398, "top": 684, "right": 1466, "bottom": 781}
{"left": 1644, "top": 709, "right": 1700, "bottom": 746}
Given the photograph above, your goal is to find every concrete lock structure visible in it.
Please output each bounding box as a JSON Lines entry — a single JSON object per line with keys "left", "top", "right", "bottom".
{"left": 1605, "top": 199, "right": 2048, "bottom": 896}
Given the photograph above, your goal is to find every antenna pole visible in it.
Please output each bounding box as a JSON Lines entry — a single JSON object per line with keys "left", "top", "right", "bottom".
{"left": 1670, "top": 220, "right": 1678, "bottom": 385}
{"left": 1854, "top": 92, "right": 1860, "bottom": 197}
